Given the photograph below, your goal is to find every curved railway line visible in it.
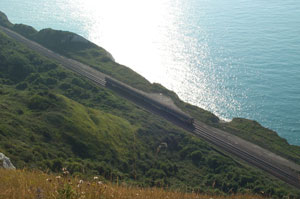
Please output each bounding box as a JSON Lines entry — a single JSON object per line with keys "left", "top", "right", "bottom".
{"left": 1, "top": 25, "right": 299, "bottom": 189}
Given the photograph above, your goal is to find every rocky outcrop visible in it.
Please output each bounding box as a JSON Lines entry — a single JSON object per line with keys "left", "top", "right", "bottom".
{"left": 0, "top": 153, "right": 16, "bottom": 169}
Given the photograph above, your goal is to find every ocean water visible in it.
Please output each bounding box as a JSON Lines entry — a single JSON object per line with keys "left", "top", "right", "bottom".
{"left": 1, "top": 0, "right": 299, "bottom": 145}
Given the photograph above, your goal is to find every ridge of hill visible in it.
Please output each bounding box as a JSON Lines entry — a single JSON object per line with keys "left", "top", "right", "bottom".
{"left": 0, "top": 11, "right": 299, "bottom": 198}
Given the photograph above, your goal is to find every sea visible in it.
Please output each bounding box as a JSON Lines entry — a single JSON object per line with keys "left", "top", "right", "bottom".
{"left": 1, "top": 0, "right": 299, "bottom": 145}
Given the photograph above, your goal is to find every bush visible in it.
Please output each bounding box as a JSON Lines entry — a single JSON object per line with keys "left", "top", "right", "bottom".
{"left": 59, "top": 83, "right": 71, "bottom": 90}
{"left": 12, "top": 24, "right": 38, "bottom": 38}
{"left": 44, "top": 77, "right": 57, "bottom": 86}
{"left": 20, "top": 150, "right": 34, "bottom": 163}
{"left": 190, "top": 150, "right": 203, "bottom": 164}
{"left": 146, "top": 168, "right": 166, "bottom": 179}
{"left": 58, "top": 184, "right": 76, "bottom": 199}
{"left": 207, "top": 155, "right": 227, "bottom": 171}
{"left": 7, "top": 54, "right": 33, "bottom": 82}
{"left": 16, "top": 82, "right": 28, "bottom": 90}
{"left": 52, "top": 159, "right": 63, "bottom": 172}
{"left": 28, "top": 95, "right": 52, "bottom": 110}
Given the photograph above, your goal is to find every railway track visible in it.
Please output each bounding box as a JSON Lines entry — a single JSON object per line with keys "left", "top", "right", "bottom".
{"left": 1, "top": 25, "right": 299, "bottom": 189}
{"left": 193, "top": 122, "right": 300, "bottom": 189}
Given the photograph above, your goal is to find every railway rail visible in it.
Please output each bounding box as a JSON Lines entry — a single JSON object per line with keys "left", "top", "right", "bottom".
{"left": 1, "top": 25, "right": 299, "bottom": 189}
{"left": 193, "top": 122, "right": 300, "bottom": 189}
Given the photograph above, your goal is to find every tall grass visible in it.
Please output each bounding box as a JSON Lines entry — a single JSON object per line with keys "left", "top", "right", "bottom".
{"left": 0, "top": 169, "right": 267, "bottom": 199}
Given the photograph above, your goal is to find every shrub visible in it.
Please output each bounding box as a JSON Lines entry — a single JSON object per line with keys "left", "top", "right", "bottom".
{"left": 16, "top": 82, "right": 28, "bottom": 90}
{"left": 7, "top": 54, "right": 33, "bottom": 82}
{"left": 28, "top": 95, "right": 52, "bottom": 110}
{"left": 190, "top": 150, "right": 203, "bottom": 163}
{"left": 52, "top": 159, "right": 63, "bottom": 172}
{"left": 44, "top": 77, "right": 57, "bottom": 86}
{"left": 58, "top": 184, "right": 76, "bottom": 199}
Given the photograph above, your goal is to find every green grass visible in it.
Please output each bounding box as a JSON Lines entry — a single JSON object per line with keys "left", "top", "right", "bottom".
{"left": 0, "top": 87, "right": 135, "bottom": 167}
{"left": 0, "top": 11, "right": 300, "bottom": 198}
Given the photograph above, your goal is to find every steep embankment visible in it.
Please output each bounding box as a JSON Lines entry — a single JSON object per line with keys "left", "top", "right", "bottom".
{"left": 0, "top": 11, "right": 299, "bottom": 198}
{"left": 1, "top": 11, "right": 299, "bottom": 166}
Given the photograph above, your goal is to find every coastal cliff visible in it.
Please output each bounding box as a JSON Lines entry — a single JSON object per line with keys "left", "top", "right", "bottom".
{"left": 0, "top": 11, "right": 299, "bottom": 198}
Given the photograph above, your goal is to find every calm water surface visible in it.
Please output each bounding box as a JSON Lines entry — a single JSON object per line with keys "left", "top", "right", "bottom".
{"left": 1, "top": 0, "right": 299, "bottom": 145}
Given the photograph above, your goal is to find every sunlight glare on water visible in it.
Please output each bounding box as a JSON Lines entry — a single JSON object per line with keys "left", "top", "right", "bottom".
{"left": 1, "top": 0, "right": 236, "bottom": 122}
{"left": 74, "top": 0, "right": 167, "bottom": 80}
{"left": 72, "top": 0, "right": 230, "bottom": 120}
{"left": 1, "top": 0, "right": 299, "bottom": 145}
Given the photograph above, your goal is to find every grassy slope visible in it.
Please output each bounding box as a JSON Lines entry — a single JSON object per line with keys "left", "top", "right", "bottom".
{"left": 23, "top": 22, "right": 300, "bottom": 164}
{"left": 0, "top": 169, "right": 267, "bottom": 199}
{"left": 0, "top": 11, "right": 299, "bottom": 198}
{"left": 32, "top": 26, "right": 300, "bottom": 163}
{"left": 0, "top": 89, "right": 135, "bottom": 165}
{"left": 1, "top": 11, "right": 298, "bottom": 165}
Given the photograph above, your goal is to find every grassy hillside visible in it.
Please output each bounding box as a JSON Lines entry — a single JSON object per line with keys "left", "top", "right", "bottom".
{"left": 0, "top": 89, "right": 135, "bottom": 170}
{"left": 31, "top": 27, "right": 300, "bottom": 164}
{"left": 0, "top": 11, "right": 300, "bottom": 198}
{"left": 29, "top": 26, "right": 300, "bottom": 164}
{"left": 0, "top": 169, "right": 268, "bottom": 199}
{"left": 1, "top": 11, "right": 299, "bottom": 165}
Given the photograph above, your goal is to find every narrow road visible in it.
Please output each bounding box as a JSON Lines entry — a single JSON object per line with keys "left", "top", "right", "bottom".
{"left": 1, "top": 25, "right": 299, "bottom": 189}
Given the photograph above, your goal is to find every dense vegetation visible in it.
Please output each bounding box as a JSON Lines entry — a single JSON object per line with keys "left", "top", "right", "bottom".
{"left": 0, "top": 11, "right": 299, "bottom": 198}
{"left": 0, "top": 169, "right": 266, "bottom": 199}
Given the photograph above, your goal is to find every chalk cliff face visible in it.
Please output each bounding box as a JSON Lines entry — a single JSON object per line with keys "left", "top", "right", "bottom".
{"left": 0, "top": 153, "right": 16, "bottom": 169}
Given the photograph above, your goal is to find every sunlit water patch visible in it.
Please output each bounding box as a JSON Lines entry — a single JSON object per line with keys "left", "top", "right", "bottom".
{"left": 1, "top": 0, "right": 299, "bottom": 145}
